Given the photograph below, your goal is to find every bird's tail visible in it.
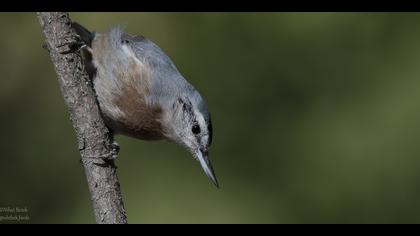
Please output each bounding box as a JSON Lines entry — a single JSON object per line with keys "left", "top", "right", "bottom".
{"left": 72, "top": 22, "right": 95, "bottom": 47}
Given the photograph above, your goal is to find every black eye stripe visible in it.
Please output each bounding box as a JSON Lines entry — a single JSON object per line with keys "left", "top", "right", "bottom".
{"left": 176, "top": 98, "right": 195, "bottom": 121}
{"left": 207, "top": 117, "right": 213, "bottom": 146}
{"left": 177, "top": 98, "right": 192, "bottom": 113}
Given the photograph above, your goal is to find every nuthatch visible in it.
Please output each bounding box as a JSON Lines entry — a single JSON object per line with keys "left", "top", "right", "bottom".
{"left": 72, "top": 22, "right": 218, "bottom": 187}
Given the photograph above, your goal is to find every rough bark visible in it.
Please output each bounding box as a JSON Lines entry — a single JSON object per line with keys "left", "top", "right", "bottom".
{"left": 37, "top": 12, "right": 128, "bottom": 224}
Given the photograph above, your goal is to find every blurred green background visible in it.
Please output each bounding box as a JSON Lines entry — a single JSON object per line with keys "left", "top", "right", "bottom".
{"left": 2, "top": 12, "right": 420, "bottom": 224}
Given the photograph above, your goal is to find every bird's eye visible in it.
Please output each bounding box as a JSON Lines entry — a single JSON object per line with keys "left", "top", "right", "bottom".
{"left": 192, "top": 124, "right": 201, "bottom": 135}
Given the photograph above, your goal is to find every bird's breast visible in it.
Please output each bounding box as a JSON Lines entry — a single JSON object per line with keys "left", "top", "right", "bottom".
{"left": 104, "top": 87, "right": 165, "bottom": 140}
{"left": 91, "top": 35, "right": 165, "bottom": 140}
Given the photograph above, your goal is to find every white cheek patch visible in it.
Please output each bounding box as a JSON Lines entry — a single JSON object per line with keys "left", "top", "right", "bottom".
{"left": 201, "top": 135, "right": 209, "bottom": 147}
{"left": 194, "top": 113, "right": 210, "bottom": 146}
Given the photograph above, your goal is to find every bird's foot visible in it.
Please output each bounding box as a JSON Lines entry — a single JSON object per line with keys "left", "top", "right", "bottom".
{"left": 56, "top": 34, "right": 85, "bottom": 54}
{"left": 108, "top": 140, "right": 120, "bottom": 161}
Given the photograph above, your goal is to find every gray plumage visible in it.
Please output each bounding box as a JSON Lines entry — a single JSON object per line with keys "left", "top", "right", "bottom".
{"left": 72, "top": 22, "right": 217, "bottom": 187}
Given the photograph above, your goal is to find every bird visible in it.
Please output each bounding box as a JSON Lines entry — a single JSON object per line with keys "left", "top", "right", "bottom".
{"left": 71, "top": 22, "right": 218, "bottom": 188}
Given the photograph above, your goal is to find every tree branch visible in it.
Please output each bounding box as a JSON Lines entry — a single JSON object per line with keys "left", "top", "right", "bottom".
{"left": 37, "top": 12, "right": 128, "bottom": 224}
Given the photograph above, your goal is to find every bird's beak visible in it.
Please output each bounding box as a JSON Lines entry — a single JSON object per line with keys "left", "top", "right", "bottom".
{"left": 195, "top": 149, "right": 219, "bottom": 188}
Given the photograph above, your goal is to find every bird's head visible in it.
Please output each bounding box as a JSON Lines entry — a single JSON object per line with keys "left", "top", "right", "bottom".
{"left": 162, "top": 89, "right": 217, "bottom": 187}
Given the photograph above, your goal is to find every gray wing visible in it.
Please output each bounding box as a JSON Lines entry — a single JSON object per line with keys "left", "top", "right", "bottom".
{"left": 121, "top": 33, "right": 194, "bottom": 109}
{"left": 121, "top": 33, "right": 179, "bottom": 74}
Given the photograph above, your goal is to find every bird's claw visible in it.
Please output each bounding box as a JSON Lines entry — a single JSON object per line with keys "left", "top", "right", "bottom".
{"left": 108, "top": 140, "right": 120, "bottom": 161}
{"left": 56, "top": 34, "right": 85, "bottom": 54}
